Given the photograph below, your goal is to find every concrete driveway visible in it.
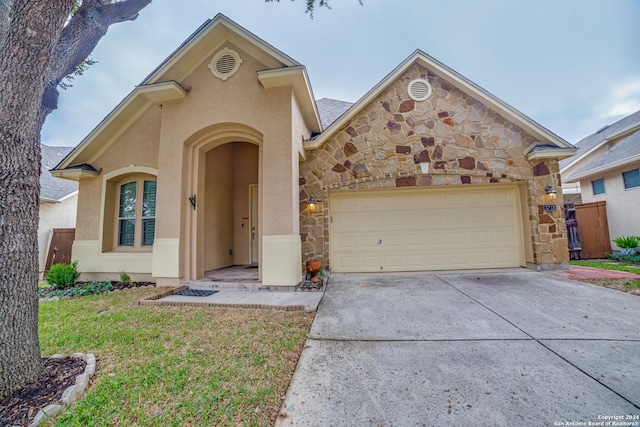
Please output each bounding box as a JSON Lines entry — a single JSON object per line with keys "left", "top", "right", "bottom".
{"left": 276, "top": 271, "right": 640, "bottom": 426}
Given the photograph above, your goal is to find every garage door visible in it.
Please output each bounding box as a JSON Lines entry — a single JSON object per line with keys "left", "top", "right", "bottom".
{"left": 330, "top": 186, "right": 523, "bottom": 272}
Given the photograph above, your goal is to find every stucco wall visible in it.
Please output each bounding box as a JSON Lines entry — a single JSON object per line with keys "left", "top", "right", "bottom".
{"left": 300, "top": 63, "right": 569, "bottom": 270}
{"left": 75, "top": 106, "right": 161, "bottom": 241}
{"left": 580, "top": 160, "right": 640, "bottom": 248}
{"left": 204, "top": 145, "right": 234, "bottom": 270}
{"left": 232, "top": 143, "right": 259, "bottom": 265}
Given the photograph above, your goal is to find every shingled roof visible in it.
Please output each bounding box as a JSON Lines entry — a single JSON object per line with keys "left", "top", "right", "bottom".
{"left": 561, "top": 110, "right": 640, "bottom": 181}
{"left": 40, "top": 144, "right": 78, "bottom": 202}
{"left": 316, "top": 98, "right": 353, "bottom": 130}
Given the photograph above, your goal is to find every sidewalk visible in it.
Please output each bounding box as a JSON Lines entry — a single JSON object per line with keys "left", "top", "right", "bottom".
{"left": 139, "top": 286, "right": 324, "bottom": 312}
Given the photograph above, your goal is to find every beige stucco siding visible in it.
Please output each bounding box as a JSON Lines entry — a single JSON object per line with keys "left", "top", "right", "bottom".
{"left": 75, "top": 106, "right": 161, "bottom": 241}
{"left": 232, "top": 143, "right": 259, "bottom": 265}
{"left": 204, "top": 145, "right": 234, "bottom": 270}
{"left": 580, "top": 160, "right": 640, "bottom": 247}
{"left": 160, "top": 43, "right": 283, "bottom": 145}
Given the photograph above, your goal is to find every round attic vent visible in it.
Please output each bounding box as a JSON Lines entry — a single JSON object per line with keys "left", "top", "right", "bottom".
{"left": 209, "top": 47, "right": 242, "bottom": 81}
{"left": 407, "top": 78, "right": 432, "bottom": 101}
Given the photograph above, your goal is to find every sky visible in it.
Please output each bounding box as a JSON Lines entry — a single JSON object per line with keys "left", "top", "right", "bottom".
{"left": 41, "top": 0, "right": 640, "bottom": 147}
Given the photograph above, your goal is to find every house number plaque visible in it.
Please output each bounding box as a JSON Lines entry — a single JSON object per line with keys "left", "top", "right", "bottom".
{"left": 543, "top": 204, "right": 557, "bottom": 212}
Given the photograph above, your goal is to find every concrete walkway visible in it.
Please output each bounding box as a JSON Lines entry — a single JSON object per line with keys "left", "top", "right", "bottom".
{"left": 276, "top": 270, "right": 640, "bottom": 426}
{"left": 150, "top": 288, "right": 323, "bottom": 312}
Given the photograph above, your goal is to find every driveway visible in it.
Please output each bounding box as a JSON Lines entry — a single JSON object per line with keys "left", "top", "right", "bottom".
{"left": 276, "top": 271, "right": 640, "bottom": 426}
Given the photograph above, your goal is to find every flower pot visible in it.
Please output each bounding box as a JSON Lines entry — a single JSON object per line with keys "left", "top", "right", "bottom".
{"left": 306, "top": 259, "right": 322, "bottom": 273}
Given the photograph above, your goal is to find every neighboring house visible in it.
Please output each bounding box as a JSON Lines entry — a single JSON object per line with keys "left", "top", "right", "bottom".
{"left": 52, "top": 14, "right": 576, "bottom": 288}
{"left": 560, "top": 110, "right": 640, "bottom": 248}
{"left": 39, "top": 144, "right": 78, "bottom": 278}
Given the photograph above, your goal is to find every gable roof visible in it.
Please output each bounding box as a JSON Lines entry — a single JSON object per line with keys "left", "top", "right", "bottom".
{"left": 562, "top": 109, "right": 640, "bottom": 182}
{"left": 53, "top": 13, "right": 321, "bottom": 178}
{"left": 306, "top": 50, "right": 577, "bottom": 160}
{"left": 40, "top": 145, "right": 78, "bottom": 202}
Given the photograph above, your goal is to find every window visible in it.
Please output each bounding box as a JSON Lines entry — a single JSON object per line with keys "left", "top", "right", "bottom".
{"left": 117, "top": 179, "right": 156, "bottom": 247}
{"left": 623, "top": 169, "right": 640, "bottom": 189}
{"left": 591, "top": 178, "right": 605, "bottom": 195}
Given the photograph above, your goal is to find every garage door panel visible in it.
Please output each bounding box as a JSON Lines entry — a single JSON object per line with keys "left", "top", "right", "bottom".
{"left": 406, "top": 254, "right": 426, "bottom": 267}
{"left": 361, "top": 236, "right": 382, "bottom": 249}
{"left": 330, "top": 186, "right": 522, "bottom": 272}
{"left": 380, "top": 234, "right": 403, "bottom": 248}
{"left": 336, "top": 256, "right": 358, "bottom": 270}
{"left": 445, "top": 210, "right": 466, "bottom": 225}
{"left": 361, "top": 256, "right": 381, "bottom": 269}
{"left": 470, "top": 230, "right": 490, "bottom": 244}
{"left": 334, "top": 234, "right": 359, "bottom": 250}
{"left": 493, "top": 230, "right": 516, "bottom": 243}
{"left": 471, "top": 252, "right": 491, "bottom": 264}
{"left": 405, "top": 233, "right": 427, "bottom": 247}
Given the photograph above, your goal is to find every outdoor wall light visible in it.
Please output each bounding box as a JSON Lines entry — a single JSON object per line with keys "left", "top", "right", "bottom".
{"left": 544, "top": 185, "right": 557, "bottom": 202}
{"left": 307, "top": 195, "right": 317, "bottom": 212}
{"left": 189, "top": 194, "right": 197, "bottom": 210}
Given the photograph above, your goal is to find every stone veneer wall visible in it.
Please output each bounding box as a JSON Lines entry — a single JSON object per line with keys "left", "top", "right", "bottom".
{"left": 299, "top": 63, "right": 569, "bottom": 272}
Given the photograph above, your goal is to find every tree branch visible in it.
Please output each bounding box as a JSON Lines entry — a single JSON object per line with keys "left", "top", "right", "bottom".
{"left": 42, "top": 0, "right": 151, "bottom": 117}
{"left": 47, "top": 0, "right": 151, "bottom": 88}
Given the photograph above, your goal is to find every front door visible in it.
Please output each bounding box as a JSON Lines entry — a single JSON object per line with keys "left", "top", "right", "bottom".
{"left": 250, "top": 184, "right": 259, "bottom": 264}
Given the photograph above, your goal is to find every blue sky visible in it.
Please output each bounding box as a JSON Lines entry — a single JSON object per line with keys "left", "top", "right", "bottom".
{"left": 41, "top": 0, "right": 640, "bottom": 147}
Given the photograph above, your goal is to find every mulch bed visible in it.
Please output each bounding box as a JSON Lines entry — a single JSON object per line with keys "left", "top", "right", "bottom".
{"left": 99, "top": 281, "right": 154, "bottom": 290}
{"left": 0, "top": 357, "right": 86, "bottom": 427}
{"left": 2, "top": 281, "right": 153, "bottom": 426}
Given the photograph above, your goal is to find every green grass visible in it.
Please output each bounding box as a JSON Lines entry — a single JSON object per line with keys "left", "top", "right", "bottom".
{"left": 624, "top": 280, "right": 640, "bottom": 290}
{"left": 570, "top": 260, "right": 640, "bottom": 275}
{"left": 39, "top": 288, "right": 314, "bottom": 426}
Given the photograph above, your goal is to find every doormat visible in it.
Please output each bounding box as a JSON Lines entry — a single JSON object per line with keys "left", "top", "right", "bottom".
{"left": 246, "top": 265, "right": 258, "bottom": 269}
{"left": 174, "top": 289, "right": 219, "bottom": 297}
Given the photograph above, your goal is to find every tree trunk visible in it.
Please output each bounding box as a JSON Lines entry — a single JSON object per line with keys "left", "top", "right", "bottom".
{"left": 0, "top": 0, "right": 153, "bottom": 399}
{"left": 0, "top": 0, "right": 75, "bottom": 399}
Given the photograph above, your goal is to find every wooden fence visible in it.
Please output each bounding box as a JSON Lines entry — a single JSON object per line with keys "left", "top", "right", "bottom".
{"left": 44, "top": 228, "right": 76, "bottom": 275}
{"left": 564, "top": 201, "right": 611, "bottom": 260}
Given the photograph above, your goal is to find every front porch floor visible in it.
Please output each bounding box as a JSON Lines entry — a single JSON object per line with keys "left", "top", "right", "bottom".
{"left": 139, "top": 265, "right": 325, "bottom": 312}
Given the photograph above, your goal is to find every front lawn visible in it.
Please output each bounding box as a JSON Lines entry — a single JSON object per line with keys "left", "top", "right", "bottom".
{"left": 38, "top": 288, "right": 314, "bottom": 426}
{"left": 569, "top": 259, "right": 640, "bottom": 275}
{"left": 569, "top": 260, "right": 640, "bottom": 296}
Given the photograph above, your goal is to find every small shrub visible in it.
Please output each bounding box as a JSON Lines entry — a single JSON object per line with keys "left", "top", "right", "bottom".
{"left": 119, "top": 270, "right": 132, "bottom": 286}
{"left": 606, "top": 252, "right": 640, "bottom": 263}
{"left": 45, "top": 261, "right": 80, "bottom": 289}
{"left": 39, "top": 280, "right": 114, "bottom": 299}
{"left": 612, "top": 235, "right": 640, "bottom": 249}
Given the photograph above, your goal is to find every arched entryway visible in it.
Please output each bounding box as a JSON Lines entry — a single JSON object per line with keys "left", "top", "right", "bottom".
{"left": 182, "top": 123, "right": 263, "bottom": 281}
{"left": 202, "top": 142, "right": 259, "bottom": 271}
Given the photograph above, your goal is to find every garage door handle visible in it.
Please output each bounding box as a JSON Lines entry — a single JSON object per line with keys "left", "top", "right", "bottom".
{"left": 378, "top": 239, "right": 382, "bottom": 245}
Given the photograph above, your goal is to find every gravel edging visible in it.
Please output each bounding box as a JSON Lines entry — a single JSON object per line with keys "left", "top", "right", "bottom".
{"left": 26, "top": 353, "right": 96, "bottom": 427}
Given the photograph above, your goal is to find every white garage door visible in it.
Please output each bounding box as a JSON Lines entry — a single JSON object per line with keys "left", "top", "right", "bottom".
{"left": 330, "top": 186, "right": 523, "bottom": 273}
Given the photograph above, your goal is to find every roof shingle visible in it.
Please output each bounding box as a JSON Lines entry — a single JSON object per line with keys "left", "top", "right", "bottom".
{"left": 40, "top": 144, "right": 78, "bottom": 201}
